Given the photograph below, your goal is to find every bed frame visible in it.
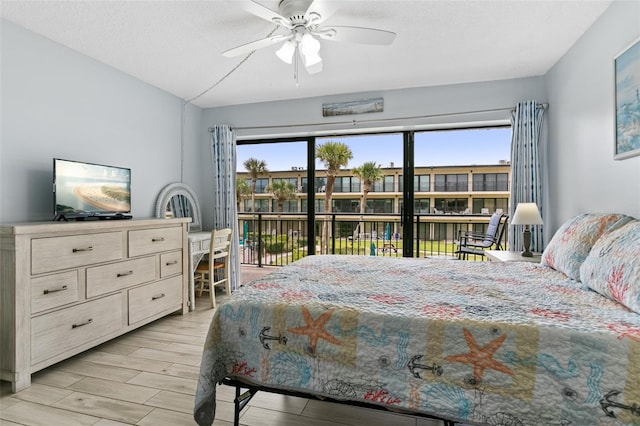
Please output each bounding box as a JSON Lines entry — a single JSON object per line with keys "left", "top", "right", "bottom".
{"left": 222, "top": 377, "right": 458, "bottom": 426}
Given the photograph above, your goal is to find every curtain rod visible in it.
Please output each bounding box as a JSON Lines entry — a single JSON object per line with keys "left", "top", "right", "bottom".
{"left": 208, "top": 103, "right": 547, "bottom": 133}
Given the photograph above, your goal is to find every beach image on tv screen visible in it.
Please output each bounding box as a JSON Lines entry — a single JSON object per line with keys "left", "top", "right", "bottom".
{"left": 55, "top": 160, "right": 131, "bottom": 214}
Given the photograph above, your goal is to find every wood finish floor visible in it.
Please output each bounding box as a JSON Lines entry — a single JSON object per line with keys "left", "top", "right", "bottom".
{"left": 0, "top": 266, "right": 444, "bottom": 426}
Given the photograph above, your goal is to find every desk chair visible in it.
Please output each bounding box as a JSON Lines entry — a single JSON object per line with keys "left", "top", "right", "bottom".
{"left": 194, "top": 228, "right": 232, "bottom": 309}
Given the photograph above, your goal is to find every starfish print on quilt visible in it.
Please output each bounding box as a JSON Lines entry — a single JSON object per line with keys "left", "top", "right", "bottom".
{"left": 287, "top": 306, "right": 341, "bottom": 355}
{"left": 444, "top": 327, "right": 513, "bottom": 384}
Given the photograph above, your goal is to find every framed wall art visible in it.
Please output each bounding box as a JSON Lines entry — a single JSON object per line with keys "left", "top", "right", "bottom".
{"left": 614, "top": 37, "right": 640, "bottom": 160}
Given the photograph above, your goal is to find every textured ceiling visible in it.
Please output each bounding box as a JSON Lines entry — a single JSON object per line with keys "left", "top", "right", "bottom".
{"left": 1, "top": 0, "right": 613, "bottom": 108}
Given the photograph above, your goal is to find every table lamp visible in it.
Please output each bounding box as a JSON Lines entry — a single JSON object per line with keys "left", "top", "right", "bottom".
{"left": 510, "top": 202, "right": 543, "bottom": 257}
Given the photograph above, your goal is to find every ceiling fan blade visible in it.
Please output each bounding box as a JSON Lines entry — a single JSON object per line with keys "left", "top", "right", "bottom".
{"left": 222, "top": 34, "right": 290, "bottom": 58}
{"left": 316, "top": 26, "right": 396, "bottom": 45}
{"left": 304, "top": 0, "right": 339, "bottom": 26}
{"left": 244, "top": 0, "right": 291, "bottom": 28}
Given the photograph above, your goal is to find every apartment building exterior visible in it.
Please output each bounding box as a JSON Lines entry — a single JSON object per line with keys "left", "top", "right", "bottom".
{"left": 238, "top": 162, "right": 511, "bottom": 216}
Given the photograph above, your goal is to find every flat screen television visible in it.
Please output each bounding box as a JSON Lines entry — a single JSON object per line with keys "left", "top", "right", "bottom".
{"left": 53, "top": 158, "right": 131, "bottom": 219}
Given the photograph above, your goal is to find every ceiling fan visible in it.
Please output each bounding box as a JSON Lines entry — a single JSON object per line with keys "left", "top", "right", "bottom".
{"left": 222, "top": 0, "right": 396, "bottom": 77}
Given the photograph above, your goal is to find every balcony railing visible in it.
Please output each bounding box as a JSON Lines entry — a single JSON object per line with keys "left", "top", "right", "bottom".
{"left": 239, "top": 212, "right": 508, "bottom": 267}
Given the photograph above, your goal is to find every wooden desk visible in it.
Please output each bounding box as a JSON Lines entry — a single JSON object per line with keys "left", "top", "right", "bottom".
{"left": 485, "top": 250, "right": 541, "bottom": 263}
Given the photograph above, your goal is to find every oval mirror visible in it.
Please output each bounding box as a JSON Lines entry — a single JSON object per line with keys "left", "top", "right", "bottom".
{"left": 155, "top": 183, "right": 202, "bottom": 232}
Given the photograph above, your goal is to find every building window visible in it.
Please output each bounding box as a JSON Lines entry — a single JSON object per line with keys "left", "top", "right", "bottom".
{"left": 244, "top": 199, "right": 269, "bottom": 212}
{"left": 246, "top": 178, "right": 269, "bottom": 194}
{"left": 366, "top": 199, "right": 394, "bottom": 213}
{"left": 472, "top": 198, "right": 509, "bottom": 214}
{"left": 472, "top": 173, "right": 508, "bottom": 191}
{"left": 271, "top": 199, "right": 298, "bottom": 212}
{"left": 334, "top": 176, "right": 361, "bottom": 193}
{"left": 315, "top": 177, "right": 327, "bottom": 193}
{"left": 434, "top": 174, "right": 467, "bottom": 192}
{"left": 398, "top": 174, "right": 430, "bottom": 193}
{"left": 372, "top": 175, "right": 394, "bottom": 192}
{"left": 414, "top": 198, "right": 430, "bottom": 214}
{"left": 272, "top": 177, "right": 298, "bottom": 188}
{"left": 333, "top": 199, "right": 360, "bottom": 212}
{"left": 434, "top": 198, "right": 468, "bottom": 213}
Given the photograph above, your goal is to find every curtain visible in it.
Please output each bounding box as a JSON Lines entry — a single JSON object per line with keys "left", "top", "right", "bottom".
{"left": 210, "top": 125, "right": 241, "bottom": 291}
{"left": 509, "top": 100, "right": 546, "bottom": 253}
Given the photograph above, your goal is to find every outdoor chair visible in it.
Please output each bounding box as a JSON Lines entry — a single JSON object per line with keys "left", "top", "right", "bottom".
{"left": 455, "top": 213, "right": 507, "bottom": 260}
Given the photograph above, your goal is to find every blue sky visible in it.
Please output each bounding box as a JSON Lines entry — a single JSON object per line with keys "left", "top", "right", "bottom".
{"left": 237, "top": 127, "right": 511, "bottom": 172}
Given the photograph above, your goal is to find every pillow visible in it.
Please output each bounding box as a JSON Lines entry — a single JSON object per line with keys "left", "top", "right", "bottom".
{"left": 580, "top": 220, "right": 640, "bottom": 314}
{"left": 540, "top": 213, "right": 634, "bottom": 281}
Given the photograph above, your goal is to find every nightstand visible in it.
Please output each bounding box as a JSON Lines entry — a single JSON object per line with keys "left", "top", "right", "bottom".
{"left": 485, "top": 250, "right": 541, "bottom": 263}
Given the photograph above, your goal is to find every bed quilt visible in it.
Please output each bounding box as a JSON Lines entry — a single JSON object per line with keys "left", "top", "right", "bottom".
{"left": 194, "top": 255, "right": 640, "bottom": 426}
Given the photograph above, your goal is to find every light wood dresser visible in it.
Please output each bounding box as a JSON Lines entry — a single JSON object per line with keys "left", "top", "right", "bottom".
{"left": 0, "top": 218, "right": 190, "bottom": 392}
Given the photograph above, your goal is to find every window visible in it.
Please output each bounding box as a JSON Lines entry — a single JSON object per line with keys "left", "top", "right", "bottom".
{"left": 272, "top": 177, "right": 298, "bottom": 188}
{"left": 472, "top": 173, "right": 509, "bottom": 191}
{"left": 333, "top": 199, "right": 360, "bottom": 212}
{"left": 399, "top": 174, "right": 429, "bottom": 192}
{"left": 434, "top": 174, "right": 468, "bottom": 192}
{"left": 246, "top": 178, "right": 269, "bottom": 194}
{"left": 244, "top": 199, "right": 269, "bottom": 212}
{"left": 414, "top": 198, "right": 430, "bottom": 214}
{"left": 315, "top": 177, "right": 327, "bottom": 193}
{"left": 271, "top": 199, "right": 298, "bottom": 212}
{"left": 472, "top": 198, "right": 509, "bottom": 214}
{"left": 334, "top": 176, "right": 361, "bottom": 193}
{"left": 434, "top": 198, "right": 468, "bottom": 213}
{"left": 366, "top": 199, "right": 394, "bottom": 213}
{"left": 372, "top": 175, "right": 395, "bottom": 192}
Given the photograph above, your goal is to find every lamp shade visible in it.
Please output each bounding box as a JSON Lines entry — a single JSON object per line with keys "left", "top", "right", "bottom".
{"left": 275, "top": 40, "right": 296, "bottom": 64}
{"left": 510, "top": 203, "right": 543, "bottom": 225}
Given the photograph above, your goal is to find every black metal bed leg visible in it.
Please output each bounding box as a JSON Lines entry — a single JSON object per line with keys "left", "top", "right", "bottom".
{"left": 232, "top": 382, "right": 258, "bottom": 426}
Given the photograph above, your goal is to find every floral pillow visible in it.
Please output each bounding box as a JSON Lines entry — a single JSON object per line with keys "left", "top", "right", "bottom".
{"left": 540, "top": 213, "right": 634, "bottom": 281}
{"left": 580, "top": 220, "right": 640, "bottom": 314}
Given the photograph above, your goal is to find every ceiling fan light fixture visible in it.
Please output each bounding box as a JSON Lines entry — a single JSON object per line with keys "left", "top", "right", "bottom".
{"left": 275, "top": 40, "right": 296, "bottom": 64}
{"left": 302, "top": 51, "right": 322, "bottom": 67}
{"left": 300, "top": 33, "right": 320, "bottom": 55}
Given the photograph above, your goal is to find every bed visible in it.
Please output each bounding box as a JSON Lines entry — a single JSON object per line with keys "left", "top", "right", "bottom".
{"left": 194, "top": 213, "right": 640, "bottom": 425}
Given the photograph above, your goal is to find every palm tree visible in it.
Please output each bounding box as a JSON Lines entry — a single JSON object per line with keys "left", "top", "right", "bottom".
{"left": 316, "top": 141, "right": 353, "bottom": 253}
{"left": 267, "top": 180, "right": 296, "bottom": 213}
{"left": 266, "top": 180, "right": 296, "bottom": 238}
{"left": 243, "top": 158, "right": 268, "bottom": 213}
{"left": 351, "top": 161, "right": 384, "bottom": 215}
{"left": 236, "top": 178, "right": 252, "bottom": 211}
{"left": 351, "top": 161, "right": 384, "bottom": 244}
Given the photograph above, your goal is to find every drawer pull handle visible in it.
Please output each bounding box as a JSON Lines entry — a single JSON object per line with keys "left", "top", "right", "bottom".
{"left": 72, "top": 318, "right": 93, "bottom": 329}
{"left": 152, "top": 237, "right": 165, "bottom": 242}
{"left": 165, "top": 260, "right": 178, "bottom": 266}
{"left": 117, "top": 270, "right": 134, "bottom": 277}
{"left": 43, "top": 285, "right": 68, "bottom": 295}
{"left": 72, "top": 246, "right": 93, "bottom": 253}
{"left": 152, "top": 293, "right": 166, "bottom": 300}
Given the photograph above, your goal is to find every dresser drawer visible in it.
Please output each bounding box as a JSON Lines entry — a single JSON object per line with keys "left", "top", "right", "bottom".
{"left": 31, "top": 271, "right": 79, "bottom": 314}
{"left": 128, "top": 276, "right": 182, "bottom": 325}
{"left": 31, "top": 232, "right": 123, "bottom": 275}
{"left": 86, "top": 256, "right": 156, "bottom": 298}
{"left": 31, "top": 293, "right": 123, "bottom": 365}
{"left": 160, "top": 251, "right": 182, "bottom": 278}
{"left": 128, "top": 227, "right": 182, "bottom": 257}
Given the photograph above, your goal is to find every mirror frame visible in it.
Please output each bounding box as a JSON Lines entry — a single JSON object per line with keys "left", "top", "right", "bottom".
{"left": 155, "top": 182, "right": 202, "bottom": 232}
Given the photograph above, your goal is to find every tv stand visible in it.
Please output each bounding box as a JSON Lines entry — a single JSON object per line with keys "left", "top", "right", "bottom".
{"left": 0, "top": 218, "right": 190, "bottom": 392}
{"left": 74, "top": 214, "right": 132, "bottom": 221}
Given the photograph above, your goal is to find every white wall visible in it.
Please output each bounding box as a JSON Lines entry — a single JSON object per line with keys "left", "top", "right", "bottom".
{"left": 545, "top": 0, "right": 640, "bottom": 233}
{"left": 0, "top": 20, "right": 203, "bottom": 223}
